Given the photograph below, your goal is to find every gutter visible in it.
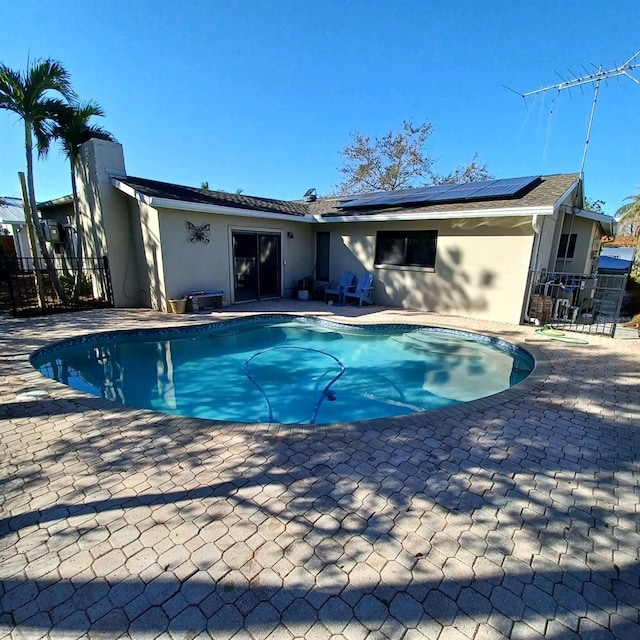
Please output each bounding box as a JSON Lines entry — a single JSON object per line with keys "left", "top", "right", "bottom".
{"left": 314, "top": 205, "right": 553, "bottom": 223}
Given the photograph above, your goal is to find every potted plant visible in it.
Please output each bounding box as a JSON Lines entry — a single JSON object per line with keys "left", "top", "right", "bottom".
{"left": 297, "top": 277, "right": 311, "bottom": 301}
{"left": 168, "top": 297, "right": 187, "bottom": 314}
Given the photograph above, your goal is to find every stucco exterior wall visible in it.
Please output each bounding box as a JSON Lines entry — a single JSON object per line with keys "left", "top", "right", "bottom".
{"left": 153, "top": 209, "right": 313, "bottom": 309}
{"left": 76, "top": 139, "right": 141, "bottom": 307}
{"left": 320, "top": 216, "right": 536, "bottom": 324}
{"left": 535, "top": 213, "right": 559, "bottom": 272}
{"left": 136, "top": 202, "right": 164, "bottom": 310}
{"left": 554, "top": 214, "right": 599, "bottom": 274}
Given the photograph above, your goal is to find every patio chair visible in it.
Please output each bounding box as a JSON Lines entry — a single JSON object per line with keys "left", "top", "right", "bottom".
{"left": 344, "top": 273, "right": 374, "bottom": 306}
{"left": 324, "top": 271, "right": 356, "bottom": 304}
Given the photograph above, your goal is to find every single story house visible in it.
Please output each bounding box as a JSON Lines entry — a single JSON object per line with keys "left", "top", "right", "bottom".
{"left": 68, "top": 138, "right": 614, "bottom": 325}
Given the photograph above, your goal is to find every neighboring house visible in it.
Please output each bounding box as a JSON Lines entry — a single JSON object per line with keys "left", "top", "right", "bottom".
{"left": 38, "top": 195, "right": 77, "bottom": 262}
{"left": 73, "top": 139, "right": 615, "bottom": 325}
{"left": 0, "top": 195, "right": 77, "bottom": 263}
{"left": 0, "top": 197, "right": 28, "bottom": 259}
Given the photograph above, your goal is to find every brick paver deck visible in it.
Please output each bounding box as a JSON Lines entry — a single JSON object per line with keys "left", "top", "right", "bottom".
{"left": 1, "top": 303, "right": 639, "bottom": 639}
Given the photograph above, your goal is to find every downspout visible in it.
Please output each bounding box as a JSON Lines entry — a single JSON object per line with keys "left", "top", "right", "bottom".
{"left": 523, "top": 214, "right": 543, "bottom": 325}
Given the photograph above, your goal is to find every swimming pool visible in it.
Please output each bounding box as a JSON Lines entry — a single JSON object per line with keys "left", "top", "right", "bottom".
{"left": 32, "top": 315, "right": 534, "bottom": 425}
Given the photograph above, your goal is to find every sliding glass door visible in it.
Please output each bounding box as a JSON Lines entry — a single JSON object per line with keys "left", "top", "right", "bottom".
{"left": 232, "top": 231, "right": 281, "bottom": 302}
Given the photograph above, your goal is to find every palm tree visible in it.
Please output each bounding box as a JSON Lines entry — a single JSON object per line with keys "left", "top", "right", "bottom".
{"left": 51, "top": 101, "right": 115, "bottom": 299}
{"left": 0, "top": 58, "right": 76, "bottom": 303}
{"left": 616, "top": 192, "right": 640, "bottom": 239}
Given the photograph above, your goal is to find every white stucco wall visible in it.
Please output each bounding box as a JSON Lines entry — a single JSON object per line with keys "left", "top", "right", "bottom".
{"left": 76, "top": 139, "right": 141, "bottom": 307}
{"left": 152, "top": 209, "right": 313, "bottom": 310}
{"left": 535, "top": 214, "right": 559, "bottom": 273}
{"left": 319, "top": 217, "right": 536, "bottom": 324}
{"left": 137, "top": 202, "right": 165, "bottom": 310}
{"left": 554, "top": 215, "right": 599, "bottom": 274}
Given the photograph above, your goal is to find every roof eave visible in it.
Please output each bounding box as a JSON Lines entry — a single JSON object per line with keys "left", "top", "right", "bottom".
{"left": 112, "top": 177, "right": 311, "bottom": 222}
{"left": 112, "top": 177, "right": 155, "bottom": 205}
{"left": 554, "top": 177, "right": 582, "bottom": 210}
{"left": 38, "top": 194, "right": 74, "bottom": 209}
{"left": 314, "top": 205, "right": 554, "bottom": 223}
{"left": 575, "top": 208, "right": 616, "bottom": 235}
{"left": 150, "top": 196, "right": 313, "bottom": 222}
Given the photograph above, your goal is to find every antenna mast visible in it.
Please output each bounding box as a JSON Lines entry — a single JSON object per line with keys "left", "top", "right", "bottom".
{"left": 515, "top": 50, "right": 640, "bottom": 178}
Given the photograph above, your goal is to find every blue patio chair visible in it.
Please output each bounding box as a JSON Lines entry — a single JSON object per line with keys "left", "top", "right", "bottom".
{"left": 344, "top": 273, "right": 374, "bottom": 306}
{"left": 324, "top": 271, "right": 356, "bottom": 304}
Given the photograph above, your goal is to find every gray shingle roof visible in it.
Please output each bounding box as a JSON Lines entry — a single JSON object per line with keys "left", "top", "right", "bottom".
{"left": 114, "top": 173, "right": 581, "bottom": 221}
{"left": 116, "top": 176, "right": 308, "bottom": 217}
{"left": 309, "top": 173, "right": 580, "bottom": 217}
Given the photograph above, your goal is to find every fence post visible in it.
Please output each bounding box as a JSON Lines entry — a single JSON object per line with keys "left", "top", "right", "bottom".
{"left": 610, "top": 274, "right": 629, "bottom": 338}
{"left": 2, "top": 256, "right": 18, "bottom": 315}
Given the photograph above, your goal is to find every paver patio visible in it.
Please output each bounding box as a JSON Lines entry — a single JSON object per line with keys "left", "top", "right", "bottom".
{"left": 1, "top": 302, "right": 639, "bottom": 639}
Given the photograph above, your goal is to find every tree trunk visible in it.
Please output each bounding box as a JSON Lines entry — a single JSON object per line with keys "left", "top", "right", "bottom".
{"left": 24, "top": 122, "right": 67, "bottom": 303}
{"left": 18, "top": 172, "right": 45, "bottom": 308}
{"left": 70, "top": 160, "right": 84, "bottom": 301}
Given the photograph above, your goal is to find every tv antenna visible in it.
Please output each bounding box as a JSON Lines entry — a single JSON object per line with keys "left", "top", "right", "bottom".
{"left": 508, "top": 50, "right": 640, "bottom": 178}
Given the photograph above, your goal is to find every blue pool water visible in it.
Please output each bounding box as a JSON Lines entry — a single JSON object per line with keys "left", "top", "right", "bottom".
{"left": 32, "top": 316, "right": 534, "bottom": 425}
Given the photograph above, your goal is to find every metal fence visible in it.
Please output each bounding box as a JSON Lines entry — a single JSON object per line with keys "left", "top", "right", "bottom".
{"left": 0, "top": 255, "right": 113, "bottom": 316}
{"left": 525, "top": 269, "right": 628, "bottom": 337}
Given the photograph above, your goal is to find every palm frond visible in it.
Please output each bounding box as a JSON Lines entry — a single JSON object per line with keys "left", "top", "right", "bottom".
{"left": 32, "top": 97, "right": 70, "bottom": 157}
{"left": 79, "top": 124, "right": 116, "bottom": 145}
{"left": 0, "top": 64, "right": 26, "bottom": 116}
{"left": 33, "top": 120, "right": 52, "bottom": 158}
{"left": 615, "top": 191, "right": 640, "bottom": 237}
{"left": 50, "top": 100, "right": 116, "bottom": 160}
{"left": 0, "top": 60, "right": 76, "bottom": 143}
{"left": 25, "top": 58, "right": 77, "bottom": 105}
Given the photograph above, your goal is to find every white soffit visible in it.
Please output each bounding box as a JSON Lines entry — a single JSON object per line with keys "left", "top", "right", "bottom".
{"left": 574, "top": 208, "right": 616, "bottom": 235}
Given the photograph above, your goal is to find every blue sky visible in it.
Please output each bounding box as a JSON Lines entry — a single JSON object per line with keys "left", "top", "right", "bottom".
{"left": 1, "top": 1, "right": 638, "bottom": 215}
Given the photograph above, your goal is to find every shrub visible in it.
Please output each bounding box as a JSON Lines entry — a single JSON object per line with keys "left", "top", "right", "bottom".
{"left": 59, "top": 273, "right": 92, "bottom": 297}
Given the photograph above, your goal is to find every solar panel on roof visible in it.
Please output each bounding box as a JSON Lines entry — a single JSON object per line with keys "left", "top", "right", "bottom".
{"left": 338, "top": 184, "right": 457, "bottom": 209}
{"left": 336, "top": 175, "right": 542, "bottom": 210}
{"left": 387, "top": 186, "right": 457, "bottom": 205}
{"left": 470, "top": 176, "right": 541, "bottom": 199}
{"left": 423, "top": 176, "right": 541, "bottom": 204}
{"left": 338, "top": 193, "right": 407, "bottom": 208}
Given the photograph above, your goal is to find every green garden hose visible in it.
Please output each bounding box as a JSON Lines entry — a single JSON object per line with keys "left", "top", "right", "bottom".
{"left": 534, "top": 324, "right": 589, "bottom": 344}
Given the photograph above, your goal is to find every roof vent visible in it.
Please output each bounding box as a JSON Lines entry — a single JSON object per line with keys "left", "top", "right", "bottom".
{"left": 303, "top": 188, "right": 317, "bottom": 202}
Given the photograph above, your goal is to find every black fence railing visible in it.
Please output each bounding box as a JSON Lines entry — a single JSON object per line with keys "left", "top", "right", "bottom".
{"left": 0, "top": 255, "right": 113, "bottom": 316}
{"left": 525, "top": 269, "right": 628, "bottom": 337}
